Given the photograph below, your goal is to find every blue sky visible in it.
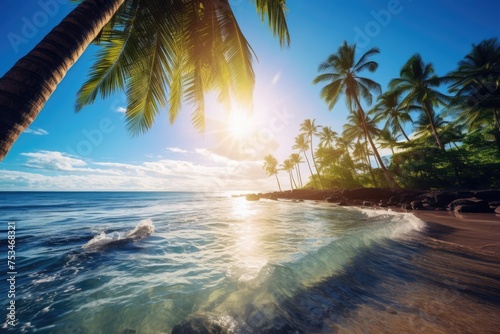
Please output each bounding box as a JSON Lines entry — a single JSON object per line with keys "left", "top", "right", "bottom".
{"left": 1, "top": 0, "right": 499, "bottom": 191}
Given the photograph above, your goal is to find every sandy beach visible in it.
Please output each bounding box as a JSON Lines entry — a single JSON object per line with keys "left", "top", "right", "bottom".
{"left": 415, "top": 211, "right": 500, "bottom": 256}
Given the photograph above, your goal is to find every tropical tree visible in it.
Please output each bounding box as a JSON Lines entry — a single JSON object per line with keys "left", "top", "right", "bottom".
{"left": 290, "top": 153, "right": 304, "bottom": 187}
{"left": 313, "top": 41, "right": 399, "bottom": 188}
{"left": 448, "top": 38, "right": 500, "bottom": 149}
{"left": 281, "top": 158, "right": 295, "bottom": 190}
{"left": 371, "top": 90, "right": 414, "bottom": 142}
{"left": 263, "top": 154, "right": 282, "bottom": 191}
{"left": 292, "top": 133, "right": 318, "bottom": 188}
{"left": 318, "top": 126, "right": 338, "bottom": 148}
{"left": 343, "top": 110, "right": 381, "bottom": 186}
{"left": 0, "top": 0, "right": 290, "bottom": 161}
{"left": 390, "top": 54, "right": 450, "bottom": 150}
{"left": 300, "top": 119, "right": 324, "bottom": 188}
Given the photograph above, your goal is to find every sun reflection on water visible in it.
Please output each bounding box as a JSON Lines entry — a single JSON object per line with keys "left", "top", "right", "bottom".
{"left": 230, "top": 198, "right": 269, "bottom": 281}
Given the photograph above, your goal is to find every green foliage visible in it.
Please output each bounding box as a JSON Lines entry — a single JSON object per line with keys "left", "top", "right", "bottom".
{"left": 76, "top": 0, "right": 290, "bottom": 134}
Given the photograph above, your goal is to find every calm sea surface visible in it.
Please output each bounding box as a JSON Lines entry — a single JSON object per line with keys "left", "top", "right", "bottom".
{"left": 1, "top": 192, "right": 499, "bottom": 333}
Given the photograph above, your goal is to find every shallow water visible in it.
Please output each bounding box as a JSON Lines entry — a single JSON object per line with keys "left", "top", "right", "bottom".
{"left": 1, "top": 192, "right": 499, "bottom": 333}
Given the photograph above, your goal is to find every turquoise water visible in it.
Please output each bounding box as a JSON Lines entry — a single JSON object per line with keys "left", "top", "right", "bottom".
{"left": 1, "top": 192, "right": 499, "bottom": 333}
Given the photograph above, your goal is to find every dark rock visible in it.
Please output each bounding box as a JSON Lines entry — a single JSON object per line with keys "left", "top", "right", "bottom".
{"left": 496, "top": 206, "right": 500, "bottom": 214}
{"left": 338, "top": 202, "right": 348, "bottom": 206}
{"left": 401, "top": 204, "right": 413, "bottom": 210}
{"left": 411, "top": 200, "right": 424, "bottom": 210}
{"left": 246, "top": 194, "right": 259, "bottom": 201}
{"left": 454, "top": 205, "right": 494, "bottom": 214}
{"left": 172, "top": 315, "right": 225, "bottom": 334}
{"left": 448, "top": 197, "right": 489, "bottom": 211}
{"left": 434, "top": 191, "right": 461, "bottom": 207}
{"left": 400, "top": 193, "right": 420, "bottom": 204}
{"left": 379, "top": 202, "right": 389, "bottom": 208}
{"left": 342, "top": 188, "right": 394, "bottom": 201}
{"left": 326, "top": 196, "right": 336, "bottom": 203}
{"left": 474, "top": 190, "right": 500, "bottom": 201}
{"left": 489, "top": 201, "right": 500, "bottom": 208}
{"left": 363, "top": 201, "right": 375, "bottom": 206}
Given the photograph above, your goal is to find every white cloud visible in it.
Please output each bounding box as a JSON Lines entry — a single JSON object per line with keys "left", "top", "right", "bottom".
{"left": 24, "top": 128, "right": 49, "bottom": 135}
{"left": 2, "top": 149, "right": 274, "bottom": 191}
{"left": 166, "top": 147, "right": 187, "bottom": 154}
{"left": 116, "top": 106, "right": 127, "bottom": 113}
{"left": 271, "top": 71, "right": 282, "bottom": 85}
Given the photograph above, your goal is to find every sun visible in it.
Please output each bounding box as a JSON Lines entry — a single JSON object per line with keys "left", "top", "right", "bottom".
{"left": 228, "top": 110, "right": 252, "bottom": 139}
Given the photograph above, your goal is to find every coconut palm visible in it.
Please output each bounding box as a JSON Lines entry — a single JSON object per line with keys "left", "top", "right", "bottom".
{"left": 281, "top": 159, "right": 295, "bottom": 190}
{"left": 371, "top": 90, "right": 414, "bottom": 142}
{"left": 300, "top": 119, "right": 324, "bottom": 188}
{"left": 313, "top": 41, "right": 399, "bottom": 188}
{"left": 263, "top": 154, "right": 282, "bottom": 192}
{"left": 448, "top": 38, "right": 500, "bottom": 148}
{"left": 318, "top": 126, "right": 338, "bottom": 148}
{"left": 293, "top": 133, "right": 318, "bottom": 188}
{"left": 343, "top": 110, "right": 381, "bottom": 186}
{"left": 290, "top": 153, "right": 304, "bottom": 187}
{"left": 0, "top": 0, "right": 290, "bottom": 161}
{"left": 390, "top": 54, "right": 450, "bottom": 150}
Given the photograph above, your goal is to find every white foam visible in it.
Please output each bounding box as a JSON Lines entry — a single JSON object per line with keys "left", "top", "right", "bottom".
{"left": 83, "top": 219, "right": 154, "bottom": 250}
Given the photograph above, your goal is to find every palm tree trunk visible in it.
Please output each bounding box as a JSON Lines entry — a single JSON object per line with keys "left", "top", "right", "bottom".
{"left": 363, "top": 139, "right": 378, "bottom": 187}
{"left": 398, "top": 123, "right": 411, "bottom": 142}
{"left": 297, "top": 164, "right": 303, "bottom": 187}
{"left": 355, "top": 98, "right": 399, "bottom": 189}
{"left": 302, "top": 152, "right": 317, "bottom": 188}
{"left": 274, "top": 173, "right": 282, "bottom": 192}
{"left": 0, "top": 0, "right": 125, "bottom": 161}
{"left": 291, "top": 168, "right": 298, "bottom": 189}
{"left": 310, "top": 136, "right": 324, "bottom": 189}
{"left": 288, "top": 171, "right": 294, "bottom": 190}
{"left": 424, "top": 104, "right": 444, "bottom": 150}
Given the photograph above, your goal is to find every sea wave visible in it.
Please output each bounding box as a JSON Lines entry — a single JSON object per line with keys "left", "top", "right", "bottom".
{"left": 82, "top": 219, "right": 154, "bottom": 250}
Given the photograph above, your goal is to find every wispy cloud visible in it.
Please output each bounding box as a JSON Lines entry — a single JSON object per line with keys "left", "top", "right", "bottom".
{"left": 24, "top": 128, "right": 49, "bottom": 135}
{"left": 2, "top": 149, "right": 275, "bottom": 191}
{"left": 272, "top": 71, "right": 282, "bottom": 85}
{"left": 166, "top": 147, "right": 187, "bottom": 154}
{"left": 115, "top": 106, "right": 127, "bottom": 113}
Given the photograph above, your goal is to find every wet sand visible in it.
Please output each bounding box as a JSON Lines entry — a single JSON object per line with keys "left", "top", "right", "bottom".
{"left": 414, "top": 211, "right": 500, "bottom": 256}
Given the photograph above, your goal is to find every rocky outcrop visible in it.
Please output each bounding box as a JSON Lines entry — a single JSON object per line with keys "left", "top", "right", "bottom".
{"left": 243, "top": 188, "right": 500, "bottom": 213}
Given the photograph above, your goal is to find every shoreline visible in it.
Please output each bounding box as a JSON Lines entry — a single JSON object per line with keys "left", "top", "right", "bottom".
{"left": 244, "top": 188, "right": 500, "bottom": 256}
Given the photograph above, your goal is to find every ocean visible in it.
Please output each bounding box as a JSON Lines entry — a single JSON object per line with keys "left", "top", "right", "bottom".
{"left": 1, "top": 192, "right": 499, "bottom": 333}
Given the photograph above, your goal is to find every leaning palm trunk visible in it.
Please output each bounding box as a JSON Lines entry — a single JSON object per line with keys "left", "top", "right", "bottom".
{"left": 302, "top": 152, "right": 317, "bottom": 188}
{"left": 274, "top": 173, "right": 282, "bottom": 192}
{"left": 310, "top": 137, "right": 324, "bottom": 189}
{"left": 355, "top": 98, "right": 399, "bottom": 189}
{"left": 0, "top": 0, "right": 125, "bottom": 161}
{"left": 424, "top": 105, "right": 444, "bottom": 150}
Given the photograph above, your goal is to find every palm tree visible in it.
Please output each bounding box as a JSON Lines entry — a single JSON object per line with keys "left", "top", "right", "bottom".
{"left": 0, "top": 0, "right": 290, "bottom": 161}
{"left": 293, "top": 133, "right": 318, "bottom": 188}
{"left": 343, "top": 110, "right": 381, "bottom": 186}
{"left": 318, "top": 126, "right": 338, "bottom": 148}
{"left": 290, "top": 153, "right": 304, "bottom": 187}
{"left": 263, "top": 154, "right": 282, "bottom": 192}
{"left": 371, "top": 90, "right": 414, "bottom": 142}
{"left": 448, "top": 38, "right": 500, "bottom": 149}
{"left": 390, "top": 54, "right": 450, "bottom": 150}
{"left": 313, "top": 41, "right": 399, "bottom": 188}
{"left": 378, "top": 129, "right": 399, "bottom": 155}
{"left": 281, "top": 159, "right": 295, "bottom": 190}
{"left": 300, "top": 119, "right": 324, "bottom": 188}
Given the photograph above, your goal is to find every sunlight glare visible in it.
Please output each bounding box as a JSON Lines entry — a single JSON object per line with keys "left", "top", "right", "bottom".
{"left": 228, "top": 109, "right": 252, "bottom": 139}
